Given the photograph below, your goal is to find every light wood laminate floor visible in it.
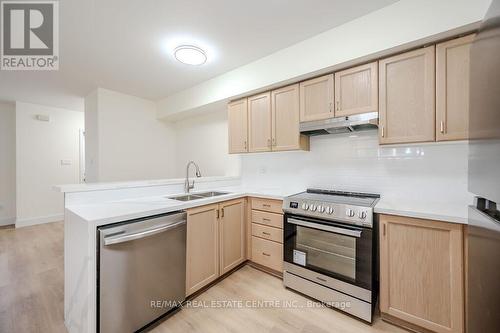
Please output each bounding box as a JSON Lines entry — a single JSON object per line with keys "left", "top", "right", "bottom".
{"left": 0, "top": 221, "right": 406, "bottom": 333}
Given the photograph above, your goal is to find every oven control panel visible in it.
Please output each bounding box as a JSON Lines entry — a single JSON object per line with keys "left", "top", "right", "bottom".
{"left": 284, "top": 200, "right": 373, "bottom": 227}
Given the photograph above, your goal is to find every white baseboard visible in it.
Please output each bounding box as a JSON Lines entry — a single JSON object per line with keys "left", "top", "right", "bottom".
{"left": 0, "top": 217, "right": 15, "bottom": 226}
{"left": 15, "top": 214, "right": 64, "bottom": 228}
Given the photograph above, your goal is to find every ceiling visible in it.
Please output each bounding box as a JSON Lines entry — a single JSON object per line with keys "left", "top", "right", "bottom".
{"left": 0, "top": 0, "right": 398, "bottom": 111}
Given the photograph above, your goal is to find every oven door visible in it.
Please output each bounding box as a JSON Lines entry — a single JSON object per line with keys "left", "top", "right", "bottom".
{"left": 284, "top": 213, "right": 373, "bottom": 291}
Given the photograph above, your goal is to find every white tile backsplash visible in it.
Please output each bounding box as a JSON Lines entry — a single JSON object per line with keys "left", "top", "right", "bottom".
{"left": 241, "top": 131, "right": 472, "bottom": 206}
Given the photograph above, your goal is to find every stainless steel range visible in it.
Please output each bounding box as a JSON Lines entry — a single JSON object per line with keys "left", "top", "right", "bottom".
{"left": 282, "top": 189, "right": 380, "bottom": 323}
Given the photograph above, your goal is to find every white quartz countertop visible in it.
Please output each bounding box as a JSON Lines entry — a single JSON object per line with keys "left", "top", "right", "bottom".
{"left": 65, "top": 185, "right": 468, "bottom": 226}
{"left": 374, "top": 198, "right": 468, "bottom": 224}
{"left": 66, "top": 187, "right": 294, "bottom": 226}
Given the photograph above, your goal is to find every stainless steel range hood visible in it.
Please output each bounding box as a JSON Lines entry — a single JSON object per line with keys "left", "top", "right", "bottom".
{"left": 299, "top": 112, "right": 379, "bottom": 136}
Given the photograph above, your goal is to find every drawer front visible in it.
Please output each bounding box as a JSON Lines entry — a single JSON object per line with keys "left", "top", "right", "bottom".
{"left": 252, "top": 223, "right": 283, "bottom": 243}
{"left": 251, "top": 236, "right": 283, "bottom": 272}
{"left": 251, "top": 197, "right": 283, "bottom": 214}
{"left": 251, "top": 210, "right": 283, "bottom": 229}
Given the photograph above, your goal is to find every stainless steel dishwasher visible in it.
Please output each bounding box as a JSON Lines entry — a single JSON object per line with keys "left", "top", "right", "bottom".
{"left": 98, "top": 211, "right": 186, "bottom": 333}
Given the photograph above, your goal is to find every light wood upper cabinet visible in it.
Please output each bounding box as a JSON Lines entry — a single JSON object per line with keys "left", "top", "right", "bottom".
{"left": 380, "top": 214, "right": 464, "bottom": 333}
{"left": 299, "top": 74, "right": 334, "bottom": 122}
{"left": 186, "top": 204, "right": 220, "bottom": 296}
{"left": 436, "top": 34, "right": 475, "bottom": 141}
{"left": 271, "top": 84, "right": 309, "bottom": 151}
{"left": 379, "top": 46, "right": 436, "bottom": 144}
{"left": 219, "top": 199, "right": 246, "bottom": 275}
{"left": 334, "top": 62, "right": 378, "bottom": 116}
{"left": 228, "top": 98, "right": 248, "bottom": 154}
{"left": 248, "top": 92, "right": 272, "bottom": 152}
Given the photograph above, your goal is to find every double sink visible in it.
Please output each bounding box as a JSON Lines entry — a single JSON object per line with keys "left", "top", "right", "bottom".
{"left": 168, "top": 191, "right": 229, "bottom": 202}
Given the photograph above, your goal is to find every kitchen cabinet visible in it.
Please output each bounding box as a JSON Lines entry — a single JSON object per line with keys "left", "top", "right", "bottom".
{"left": 299, "top": 74, "right": 334, "bottom": 122}
{"left": 334, "top": 62, "right": 378, "bottom": 116}
{"left": 219, "top": 199, "right": 246, "bottom": 275}
{"left": 227, "top": 98, "right": 248, "bottom": 153}
{"left": 248, "top": 92, "right": 272, "bottom": 152}
{"left": 271, "top": 84, "right": 309, "bottom": 151}
{"left": 249, "top": 197, "right": 284, "bottom": 273}
{"left": 436, "top": 34, "right": 475, "bottom": 141}
{"left": 379, "top": 214, "right": 464, "bottom": 333}
{"left": 186, "top": 204, "right": 220, "bottom": 296}
{"left": 186, "top": 199, "right": 246, "bottom": 295}
{"left": 379, "top": 46, "right": 436, "bottom": 144}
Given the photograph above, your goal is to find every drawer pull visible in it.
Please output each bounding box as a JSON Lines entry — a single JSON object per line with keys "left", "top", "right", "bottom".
{"left": 262, "top": 204, "right": 271, "bottom": 208}
{"left": 262, "top": 218, "right": 271, "bottom": 222}
{"left": 262, "top": 232, "right": 271, "bottom": 236}
{"left": 316, "top": 277, "right": 327, "bottom": 283}
{"left": 262, "top": 252, "right": 271, "bottom": 257}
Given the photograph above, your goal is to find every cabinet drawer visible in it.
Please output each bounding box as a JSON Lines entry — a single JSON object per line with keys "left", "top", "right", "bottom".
{"left": 252, "top": 223, "right": 283, "bottom": 243}
{"left": 251, "top": 236, "right": 283, "bottom": 272}
{"left": 251, "top": 210, "right": 283, "bottom": 229}
{"left": 251, "top": 197, "right": 283, "bottom": 214}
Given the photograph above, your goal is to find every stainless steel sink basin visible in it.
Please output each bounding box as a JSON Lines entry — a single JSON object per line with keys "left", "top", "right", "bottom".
{"left": 168, "top": 194, "right": 204, "bottom": 201}
{"left": 195, "top": 191, "right": 229, "bottom": 197}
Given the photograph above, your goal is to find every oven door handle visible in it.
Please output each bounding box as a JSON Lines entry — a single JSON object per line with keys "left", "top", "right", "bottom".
{"left": 287, "top": 218, "right": 362, "bottom": 238}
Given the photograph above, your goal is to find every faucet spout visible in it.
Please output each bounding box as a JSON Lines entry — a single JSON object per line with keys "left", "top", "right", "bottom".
{"left": 185, "top": 161, "right": 202, "bottom": 193}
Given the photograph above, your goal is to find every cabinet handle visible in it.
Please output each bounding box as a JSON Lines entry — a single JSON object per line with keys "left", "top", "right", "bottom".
{"left": 221, "top": 208, "right": 224, "bottom": 218}
{"left": 262, "top": 252, "right": 271, "bottom": 257}
{"left": 272, "top": 138, "right": 276, "bottom": 147}
{"left": 216, "top": 209, "right": 219, "bottom": 219}
{"left": 383, "top": 223, "right": 386, "bottom": 236}
{"left": 262, "top": 204, "right": 271, "bottom": 208}
{"left": 262, "top": 218, "right": 271, "bottom": 222}
{"left": 336, "top": 101, "right": 340, "bottom": 111}
{"left": 329, "top": 102, "right": 333, "bottom": 112}
{"left": 316, "top": 277, "right": 327, "bottom": 282}
{"left": 244, "top": 140, "right": 247, "bottom": 150}
{"left": 267, "top": 138, "right": 271, "bottom": 148}
{"left": 440, "top": 121, "right": 445, "bottom": 134}
{"left": 381, "top": 126, "right": 385, "bottom": 138}
{"left": 262, "top": 232, "right": 271, "bottom": 236}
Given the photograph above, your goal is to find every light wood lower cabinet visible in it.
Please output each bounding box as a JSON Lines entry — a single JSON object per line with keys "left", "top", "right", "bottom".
{"left": 379, "top": 214, "right": 464, "bottom": 333}
{"left": 186, "top": 204, "right": 220, "bottom": 296}
{"left": 219, "top": 199, "right": 246, "bottom": 275}
{"left": 186, "top": 198, "right": 246, "bottom": 296}
{"left": 249, "top": 197, "right": 284, "bottom": 273}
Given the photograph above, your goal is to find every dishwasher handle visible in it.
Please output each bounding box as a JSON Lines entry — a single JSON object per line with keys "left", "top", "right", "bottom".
{"left": 104, "top": 220, "right": 186, "bottom": 246}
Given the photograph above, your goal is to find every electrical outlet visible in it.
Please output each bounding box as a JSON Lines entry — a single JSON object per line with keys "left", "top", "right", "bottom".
{"left": 259, "top": 166, "right": 267, "bottom": 174}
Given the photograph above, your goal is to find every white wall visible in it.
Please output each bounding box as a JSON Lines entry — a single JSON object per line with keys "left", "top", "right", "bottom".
{"left": 15, "top": 102, "right": 84, "bottom": 227}
{"left": 0, "top": 102, "right": 16, "bottom": 226}
{"left": 157, "top": 0, "right": 490, "bottom": 118}
{"left": 173, "top": 109, "right": 240, "bottom": 178}
{"left": 241, "top": 131, "right": 471, "bottom": 205}
{"left": 85, "top": 88, "right": 176, "bottom": 182}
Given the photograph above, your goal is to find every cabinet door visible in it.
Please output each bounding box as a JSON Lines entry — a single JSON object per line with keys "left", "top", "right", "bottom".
{"left": 299, "top": 74, "right": 334, "bottom": 122}
{"left": 334, "top": 62, "right": 378, "bottom": 116}
{"left": 227, "top": 98, "right": 248, "bottom": 153}
{"left": 272, "top": 84, "right": 309, "bottom": 151}
{"left": 380, "top": 214, "right": 464, "bottom": 333}
{"left": 379, "top": 46, "right": 436, "bottom": 144}
{"left": 436, "top": 34, "right": 475, "bottom": 141}
{"left": 219, "top": 199, "right": 246, "bottom": 275}
{"left": 248, "top": 92, "right": 272, "bottom": 152}
{"left": 186, "top": 204, "right": 219, "bottom": 296}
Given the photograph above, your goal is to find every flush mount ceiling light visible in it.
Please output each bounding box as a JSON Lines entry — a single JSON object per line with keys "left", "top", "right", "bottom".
{"left": 173, "top": 45, "right": 207, "bottom": 65}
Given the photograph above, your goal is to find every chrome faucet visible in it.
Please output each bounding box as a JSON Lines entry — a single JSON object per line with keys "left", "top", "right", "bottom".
{"left": 185, "top": 161, "right": 202, "bottom": 193}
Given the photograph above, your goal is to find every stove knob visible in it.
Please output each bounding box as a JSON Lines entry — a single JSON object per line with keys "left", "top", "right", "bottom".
{"left": 326, "top": 207, "right": 334, "bottom": 215}
{"left": 346, "top": 209, "right": 355, "bottom": 217}
{"left": 310, "top": 204, "right": 317, "bottom": 212}
{"left": 317, "top": 205, "right": 325, "bottom": 213}
{"left": 301, "top": 203, "right": 309, "bottom": 211}
{"left": 358, "top": 211, "right": 367, "bottom": 219}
